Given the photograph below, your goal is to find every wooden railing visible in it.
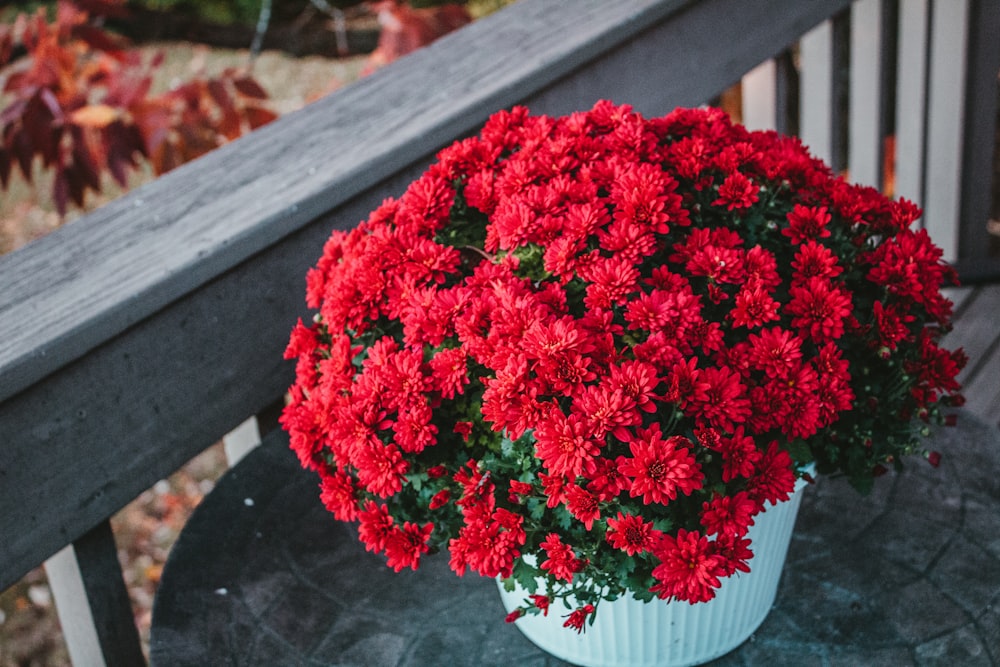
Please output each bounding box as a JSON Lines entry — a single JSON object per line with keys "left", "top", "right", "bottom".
{"left": 1, "top": 0, "right": 997, "bottom": 664}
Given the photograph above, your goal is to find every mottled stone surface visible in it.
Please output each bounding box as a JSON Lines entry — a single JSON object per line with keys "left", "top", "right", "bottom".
{"left": 151, "top": 411, "right": 1000, "bottom": 666}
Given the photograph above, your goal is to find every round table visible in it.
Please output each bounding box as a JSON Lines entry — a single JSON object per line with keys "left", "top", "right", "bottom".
{"left": 150, "top": 411, "right": 1000, "bottom": 666}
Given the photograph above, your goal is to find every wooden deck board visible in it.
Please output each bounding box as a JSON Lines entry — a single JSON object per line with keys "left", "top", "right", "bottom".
{"left": 947, "top": 283, "right": 1000, "bottom": 428}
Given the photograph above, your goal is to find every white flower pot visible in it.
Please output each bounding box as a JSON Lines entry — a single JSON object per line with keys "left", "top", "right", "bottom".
{"left": 497, "top": 473, "right": 811, "bottom": 667}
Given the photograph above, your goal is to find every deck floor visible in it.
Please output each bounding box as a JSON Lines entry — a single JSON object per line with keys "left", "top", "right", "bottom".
{"left": 945, "top": 283, "right": 1000, "bottom": 429}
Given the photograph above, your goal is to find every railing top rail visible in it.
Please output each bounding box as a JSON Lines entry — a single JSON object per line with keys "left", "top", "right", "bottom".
{"left": 0, "top": 0, "right": 694, "bottom": 406}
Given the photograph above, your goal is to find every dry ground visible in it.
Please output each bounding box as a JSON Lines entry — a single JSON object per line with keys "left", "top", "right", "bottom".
{"left": 0, "top": 43, "right": 366, "bottom": 667}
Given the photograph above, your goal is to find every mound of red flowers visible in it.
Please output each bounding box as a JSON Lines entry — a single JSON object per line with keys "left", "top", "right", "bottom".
{"left": 281, "top": 101, "right": 965, "bottom": 630}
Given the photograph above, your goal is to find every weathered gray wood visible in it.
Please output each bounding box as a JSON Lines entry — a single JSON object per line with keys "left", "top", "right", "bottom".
{"left": 1, "top": 0, "right": 858, "bottom": 591}
{"left": 0, "top": 0, "right": 686, "bottom": 404}
{"left": 951, "top": 285, "right": 1000, "bottom": 428}
{"left": 941, "top": 285, "right": 975, "bottom": 314}
{"left": 958, "top": 0, "right": 1000, "bottom": 261}
{"left": 941, "top": 286, "right": 1000, "bottom": 386}
{"left": 73, "top": 521, "right": 146, "bottom": 667}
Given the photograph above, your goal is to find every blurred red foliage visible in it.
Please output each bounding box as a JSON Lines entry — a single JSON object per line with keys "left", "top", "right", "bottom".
{"left": 0, "top": 0, "right": 277, "bottom": 214}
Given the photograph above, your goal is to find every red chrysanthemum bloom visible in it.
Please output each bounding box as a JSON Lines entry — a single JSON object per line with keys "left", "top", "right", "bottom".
{"left": 792, "top": 239, "right": 843, "bottom": 284}
{"left": 384, "top": 521, "right": 434, "bottom": 572}
{"left": 572, "top": 381, "right": 641, "bottom": 443}
{"left": 618, "top": 425, "right": 703, "bottom": 505}
{"left": 540, "top": 533, "right": 585, "bottom": 582}
{"left": 711, "top": 532, "right": 755, "bottom": 577}
{"left": 730, "top": 283, "right": 781, "bottom": 329}
{"left": 355, "top": 442, "right": 409, "bottom": 498}
{"left": 530, "top": 594, "right": 551, "bottom": 616}
{"left": 650, "top": 529, "right": 726, "bottom": 603}
{"left": 429, "top": 347, "right": 470, "bottom": 399}
{"left": 748, "top": 327, "right": 803, "bottom": 379}
{"left": 606, "top": 512, "right": 660, "bottom": 555}
{"left": 700, "top": 491, "right": 759, "bottom": 538}
{"left": 429, "top": 489, "right": 451, "bottom": 510}
{"left": 689, "top": 365, "right": 751, "bottom": 432}
{"left": 783, "top": 204, "right": 831, "bottom": 244}
{"left": 717, "top": 427, "right": 763, "bottom": 483}
{"left": 712, "top": 171, "right": 759, "bottom": 210}
{"left": 357, "top": 501, "right": 395, "bottom": 554}
{"left": 562, "top": 604, "right": 596, "bottom": 634}
{"left": 319, "top": 468, "right": 360, "bottom": 522}
{"left": 787, "top": 277, "right": 853, "bottom": 343}
{"left": 745, "top": 441, "right": 797, "bottom": 506}
{"left": 565, "top": 484, "right": 601, "bottom": 530}
{"left": 534, "top": 408, "right": 602, "bottom": 479}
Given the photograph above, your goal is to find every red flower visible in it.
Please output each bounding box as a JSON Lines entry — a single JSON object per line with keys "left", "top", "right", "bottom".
{"left": 748, "top": 327, "right": 803, "bottom": 379}
{"left": 355, "top": 442, "right": 409, "bottom": 498}
{"left": 792, "top": 239, "right": 842, "bottom": 284}
{"left": 618, "top": 425, "right": 703, "bottom": 505}
{"left": 787, "top": 277, "right": 853, "bottom": 343}
{"left": 712, "top": 171, "right": 758, "bottom": 210}
{"left": 565, "top": 484, "right": 601, "bottom": 530}
{"left": 530, "top": 594, "right": 551, "bottom": 616}
{"left": 745, "top": 441, "right": 796, "bottom": 506}
{"left": 650, "top": 529, "right": 726, "bottom": 603}
{"left": 730, "top": 283, "right": 780, "bottom": 329}
{"left": 534, "top": 408, "right": 601, "bottom": 479}
{"left": 563, "top": 604, "right": 595, "bottom": 633}
{"left": 606, "top": 512, "right": 660, "bottom": 555}
{"left": 717, "top": 427, "right": 763, "bottom": 482}
{"left": 782, "top": 204, "right": 831, "bottom": 244}
{"left": 689, "top": 365, "right": 751, "bottom": 432}
{"left": 429, "top": 489, "right": 451, "bottom": 510}
{"left": 319, "top": 468, "right": 359, "bottom": 522}
{"left": 540, "top": 533, "right": 585, "bottom": 582}
{"left": 700, "top": 491, "right": 759, "bottom": 538}
{"left": 384, "top": 521, "right": 434, "bottom": 572}
{"left": 357, "top": 501, "right": 395, "bottom": 553}
{"left": 429, "top": 347, "right": 470, "bottom": 399}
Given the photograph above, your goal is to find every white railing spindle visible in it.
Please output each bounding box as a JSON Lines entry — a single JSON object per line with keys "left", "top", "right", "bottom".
{"left": 923, "top": 0, "right": 969, "bottom": 262}
{"left": 848, "top": 0, "right": 885, "bottom": 189}
{"left": 799, "top": 19, "right": 837, "bottom": 167}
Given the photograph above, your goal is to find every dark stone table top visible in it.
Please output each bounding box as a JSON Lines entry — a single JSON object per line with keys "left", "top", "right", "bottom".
{"left": 150, "top": 411, "right": 1000, "bottom": 666}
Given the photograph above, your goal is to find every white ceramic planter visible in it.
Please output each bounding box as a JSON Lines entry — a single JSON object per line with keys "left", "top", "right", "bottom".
{"left": 497, "top": 472, "right": 812, "bottom": 667}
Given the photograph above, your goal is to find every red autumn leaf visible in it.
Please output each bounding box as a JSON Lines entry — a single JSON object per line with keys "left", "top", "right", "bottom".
{"left": 64, "top": 159, "right": 88, "bottom": 208}
{"left": 243, "top": 106, "right": 278, "bottom": 130}
{"left": 69, "top": 104, "right": 119, "bottom": 128}
{"left": 73, "top": 24, "right": 128, "bottom": 60}
{"left": 52, "top": 166, "right": 69, "bottom": 215}
{"left": 232, "top": 76, "right": 269, "bottom": 100}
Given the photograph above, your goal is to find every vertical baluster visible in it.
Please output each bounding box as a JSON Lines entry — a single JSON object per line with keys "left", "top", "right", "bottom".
{"left": 924, "top": 0, "right": 970, "bottom": 261}
{"left": 894, "top": 0, "right": 930, "bottom": 208}
{"left": 800, "top": 19, "right": 837, "bottom": 165}
{"left": 743, "top": 59, "right": 778, "bottom": 131}
{"left": 849, "top": 0, "right": 888, "bottom": 189}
